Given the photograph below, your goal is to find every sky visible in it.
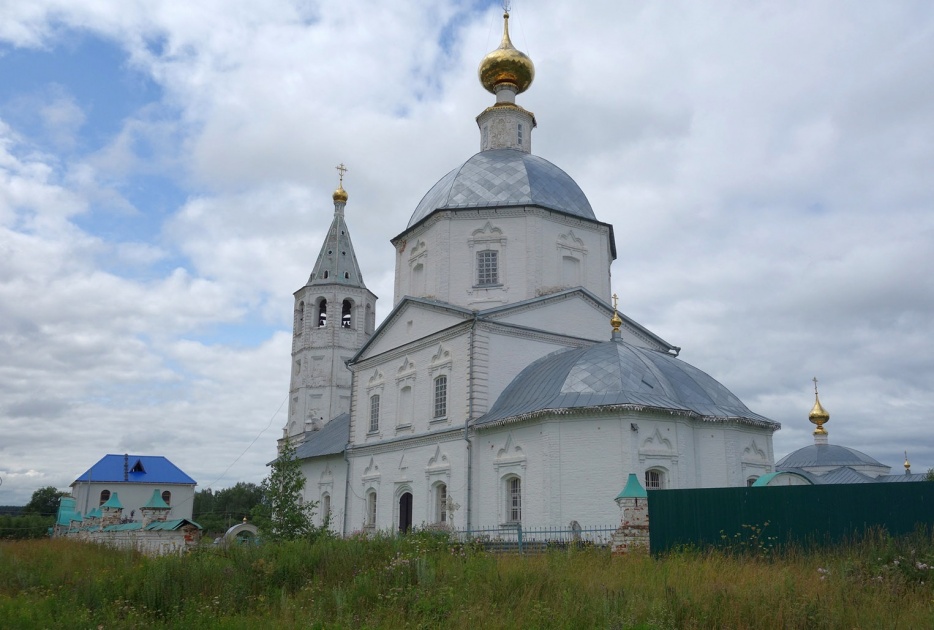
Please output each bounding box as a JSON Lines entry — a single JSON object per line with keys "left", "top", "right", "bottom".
{"left": 1, "top": 0, "right": 932, "bottom": 505}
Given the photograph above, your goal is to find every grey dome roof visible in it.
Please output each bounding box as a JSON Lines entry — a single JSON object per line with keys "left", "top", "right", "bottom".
{"left": 475, "top": 340, "right": 777, "bottom": 428}
{"left": 408, "top": 149, "right": 595, "bottom": 228}
{"left": 776, "top": 444, "right": 885, "bottom": 469}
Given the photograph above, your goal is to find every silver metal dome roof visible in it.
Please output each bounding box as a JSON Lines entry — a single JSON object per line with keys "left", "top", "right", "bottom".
{"left": 776, "top": 444, "right": 885, "bottom": 469}
{"left": 475, "top": 340, "right": 777, "bottom": 428}
{"left": 407, "top": 148, "right": 596, "bottom": 228}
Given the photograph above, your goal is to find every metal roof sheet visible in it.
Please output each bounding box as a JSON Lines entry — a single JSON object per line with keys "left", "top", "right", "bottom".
{"left": 294, "top": 412, "right": 350, "bottom": 460}
{"left": 475, "top": 339, "right": 776, "bottom": 428}
{"left": 73, "top": 454, "right": 196, "bottom": 485}
{"left": 408, "top": 149, "right": 596, "bottom": 227}
{"left": 775, "top": 444, "right": 885, "bottom": 469}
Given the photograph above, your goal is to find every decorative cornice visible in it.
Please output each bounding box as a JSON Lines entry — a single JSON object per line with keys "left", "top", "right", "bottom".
{"left": 473, "top": 404, "right": 781, "bottom": 432}
{"left": 349, "top": 428, "right": 465, "bottom": 457}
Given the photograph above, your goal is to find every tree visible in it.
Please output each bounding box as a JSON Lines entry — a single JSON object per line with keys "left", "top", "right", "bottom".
{"left": 23, "top": 486, "right": 68, "bottom": 517}
{"left": 194, "top": 482, "right": 264, "bottom": 535}
{"left": 251, "top": 441, "right": 320, "bottom": 542}
{"left": 925, "top": 468, "right": 934, "bottom": 482}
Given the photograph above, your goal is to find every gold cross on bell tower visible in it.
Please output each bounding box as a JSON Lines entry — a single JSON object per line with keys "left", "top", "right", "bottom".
{"left": 336, "top": 163, "right": 348, "bottom": 186}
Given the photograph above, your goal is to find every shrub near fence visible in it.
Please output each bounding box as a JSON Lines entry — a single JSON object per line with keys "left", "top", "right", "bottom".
{"left": 0, "top": 515, "right": 54, "bottom": 540}
{"left": 648, "top": 481, "right": 934, "bottom": 554}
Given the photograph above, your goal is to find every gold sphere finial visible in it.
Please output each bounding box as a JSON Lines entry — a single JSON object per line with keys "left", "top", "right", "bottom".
{"left": 809, "top": 377, "right": 830, "bottom": 435}
{"left": 478, "top": 8, "right": 535, "bottom": 95}
{"left": 333, "top": 163, "right": 349, "bottom": 203}
{"left": 611, "top": 293, "right": 623, "bottom": 333}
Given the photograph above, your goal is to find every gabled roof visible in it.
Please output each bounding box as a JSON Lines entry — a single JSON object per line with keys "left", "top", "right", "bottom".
{"left": 350, "top": 297, "right": 475, "bottom": 363}
{"left": 73, "top": 455, "right": 196, "bottom": 486}
{"left": 479, "top": 287, "right": 678, "bottom": 354}
{"left": 295, "top": 412, "right": 350, "bottom": 460}
{"left": 351, "top": 289, "right": 678, "bottom": 365}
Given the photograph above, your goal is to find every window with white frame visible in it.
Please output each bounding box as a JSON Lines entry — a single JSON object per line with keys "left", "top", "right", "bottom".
{"left": 433, "top": 375, "right": 447, "bottom": 419}
{"left": 746, "top": 476, "right": 759, "bottom": 487}
{"left": 477, "top": 250, "right": 498, "bottom": 286}
{"left": 369, "top": 394, "right": 380, "bottom": 432}
{"left": 366, "top": 491, "right": 377, "bottom": 528}
{"left": 506, "top": 476, "right": 522, "bottom": 523}
{"left": 644, "top": 469, "right": 665, "bottom": 490}
{"left": 436, "top": 482, "right": 448, "bottom": 524}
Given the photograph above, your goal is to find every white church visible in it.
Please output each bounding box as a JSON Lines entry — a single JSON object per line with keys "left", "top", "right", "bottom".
{"left": 283, "top": 11, "right": 780, "bottom": 534}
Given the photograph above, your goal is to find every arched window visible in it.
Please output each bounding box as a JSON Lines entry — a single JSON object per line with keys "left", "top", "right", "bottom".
{"left": 746, "top": 476, "right": 760, "bottom": 487}
{"left": 161, "top": 490, "right": 171, "bottom": 505}
{"left": 645, "top": 469, "right": 666, "bottom": 490}
{"left": 435, "top": 482, "right": 448, "bottom": 524}
{"left": 506, "top": 476, "right": 522, "bottom": 523}
{"left": 433, "top": 375, "right": 447, "bottom": 419}
{"left": 365, "top": 304, "right": 373, "bottom": 333}
{"left": 317, "top": 299, "right": 327, "bottom": 327}
{"left": 341, "top": 299, "right": 353, "bottom": 328}
{"left": 296, "top": 302, "right": 304, "bottom": 336}
{"left": 366, "top": 491, "right": 377, "bottom": 528}
{"left": 99, "top": 489, "right": 111, "bottom": 506}
{"left": 369, "top": 395, "right": 380, "bottom": 432}
{"left": 323, "top": 269, "right": 329, "bottom": 279}
{"left": 322, "top": 493, "right": 331, "bottom": 525}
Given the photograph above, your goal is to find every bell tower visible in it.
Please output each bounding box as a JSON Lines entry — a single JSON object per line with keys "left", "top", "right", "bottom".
{"left": 282, "top": 165, "right": 377, "bottom": 448}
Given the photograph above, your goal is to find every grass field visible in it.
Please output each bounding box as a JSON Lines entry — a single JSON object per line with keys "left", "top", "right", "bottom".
{"left": 1, "top": 528, "right": 932, "bottom": 629}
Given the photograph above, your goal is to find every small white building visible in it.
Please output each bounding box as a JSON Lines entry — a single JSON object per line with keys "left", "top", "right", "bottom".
{"left": 289, "top": 11, "right": 780, "bottom": 534}
{"left": 70, "top": 453, "right": 197, "bottom": 522}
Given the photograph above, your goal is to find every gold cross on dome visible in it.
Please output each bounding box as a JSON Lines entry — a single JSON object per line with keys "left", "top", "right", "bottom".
{"left": 813, "top": 376, "right": 819, "bottom": 395}
{"left": 612, "top": 293, "right": 619, "bottom": 311}
{"left": 335, "top": 163, "right": 348, "bottom": 185}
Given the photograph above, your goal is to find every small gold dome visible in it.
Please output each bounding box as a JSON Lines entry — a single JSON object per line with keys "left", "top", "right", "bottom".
{"left": 809, "top": 392, "right": 830, "bottom": 435}
{"left": 332, "top": 185, "right": 348, "bottom": 203}
{"left": 478, "top": 12, "right": 535, "bottom": 95}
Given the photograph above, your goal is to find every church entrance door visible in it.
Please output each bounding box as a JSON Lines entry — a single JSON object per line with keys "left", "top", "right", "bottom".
{"left": 398, "top": 492, "right": 413, "bottom": 533}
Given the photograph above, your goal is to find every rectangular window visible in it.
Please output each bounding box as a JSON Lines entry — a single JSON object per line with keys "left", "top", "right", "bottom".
{"left": 433, "top": 375, "right": 447, "bottom": 419}
{"left": 477, "top": 250, "right": 498, "bottom": 286}
{"left": 517, "top": 122, "right": 523, "bottom": 145}
{"left": 508, "top": 477, "right": 522, "bottom": 523}
{"left": 369, "top": 394, "right": 380, "bottom": 432}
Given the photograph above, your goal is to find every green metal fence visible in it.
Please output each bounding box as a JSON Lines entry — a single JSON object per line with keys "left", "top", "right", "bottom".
{"left": 648, "top": 482, "right": 934, "bottom": 555}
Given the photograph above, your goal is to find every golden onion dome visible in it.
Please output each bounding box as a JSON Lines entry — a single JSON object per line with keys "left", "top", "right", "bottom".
{"left": 332, "top": 185, "right": 348, "bottom": 203}
{"left": 478, "top": 12, "right": 535, "bottom": 95}
{"left": 808, "top": 392, "right": 830, "bottom": 435}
